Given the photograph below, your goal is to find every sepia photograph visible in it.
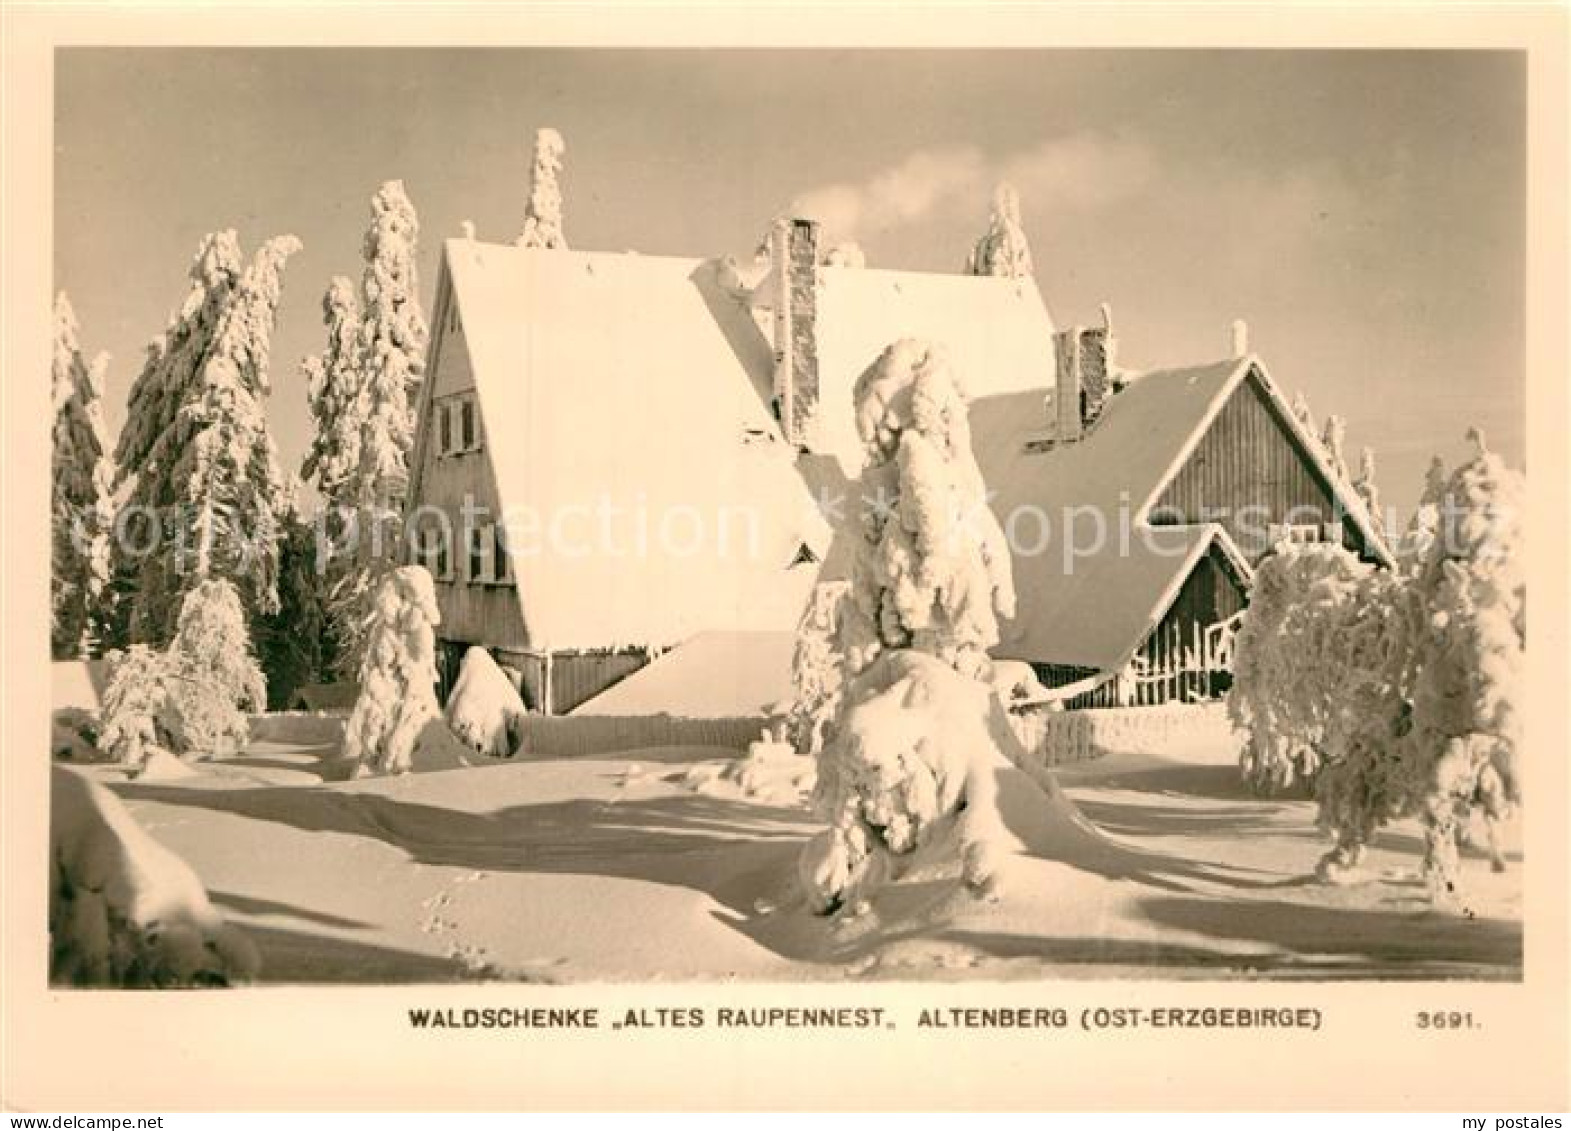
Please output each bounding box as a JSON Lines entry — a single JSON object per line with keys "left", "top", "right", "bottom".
{"left": 4, "top": 3, "right": 1568, "bottom": 1115}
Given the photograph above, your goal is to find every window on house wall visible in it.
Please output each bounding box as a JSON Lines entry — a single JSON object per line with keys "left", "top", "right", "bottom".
{"left": 467, "top": 525, "right": 484, "bottom": 584}
{"left": 439, "top": 402, "right": 452, "bottom": 455}
{"left": 461, "top": 400, "right": 475, "bottom": 450}
{"left": 435, "top": 525, "right": 451, "bottom": 581}
{"left": 479, "top": 523, "right": 497, "bottom": 584}
{"left": 494, "top": 524, "right": 513, "bottom": 583}
{"left": 1269, "top": 523, "right": 1325, "bottom": 547}
{"left": 1323, "top": 520, "right": 1344, "bottom": 545}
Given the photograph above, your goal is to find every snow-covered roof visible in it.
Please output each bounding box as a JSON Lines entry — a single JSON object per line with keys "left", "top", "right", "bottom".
{"left": 569, "top": 630, "right": 794, "bottom": 718}
{"left": 426, "top": 240, "right": 830, "bottom": 651}
{"left": 810, "top": 265, "right": 1057, "bottom": 464}
{"left": 972, "top": 354, "right": 1361, "bottom": 671}
{"left": 419, "top": 239, "right": 1064, "bottom": 653}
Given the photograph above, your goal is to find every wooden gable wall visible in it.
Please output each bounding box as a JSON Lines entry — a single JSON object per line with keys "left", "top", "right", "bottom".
{"left": 1149, "top": 370, "right": 1377, "bottom": 563}
{"left": 408, "top": 274, "right": 530, "bottom": 653}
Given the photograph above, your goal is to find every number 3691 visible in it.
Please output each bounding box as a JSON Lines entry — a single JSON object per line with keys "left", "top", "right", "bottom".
{"left": 1416, "top": 1011, "right": 1477, "bottom": 1030}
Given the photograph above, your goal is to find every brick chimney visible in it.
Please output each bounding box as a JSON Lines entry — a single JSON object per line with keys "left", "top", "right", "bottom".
{"left": 769, "top": 216, "right": 821, "bottom": 447}
{"left": 1049, "top": 304, "right": 1117, "bottom": 443}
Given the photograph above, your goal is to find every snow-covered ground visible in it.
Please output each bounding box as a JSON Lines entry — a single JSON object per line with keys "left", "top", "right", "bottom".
{"left": 62, "top": 719, "right": 1522, "bottom": 984}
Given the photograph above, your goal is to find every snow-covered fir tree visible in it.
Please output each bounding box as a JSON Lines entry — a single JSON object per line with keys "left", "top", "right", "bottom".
{"left": 516, "top": 127, "right": 567, "bottom": 250}
{"left": 1353, "top": 445, "right": 1386, "bottom": 539}
{"left": 352, "top": 180, "right": 428, "bottom": 512}
{"left": 314, "top": 181, "right": 431, "bottom": 680}
{"left": 1228, "top": 432, "right": 1524, "bottom": 906}
{"left": 965, "top": 182, "right": 1033, "bottom": 279}
{"left": 1396, "top": 454, "right": 1449, "bottom": 571}
{"left": 52, "top": 292, "right": 115, "bottom": 659}
{"left": 300, "top": 276, "right": 362, "bottom": 505}
{"left": 1319, "top": 413, "right": 1350, "bottom": 483}
{"left": 346, "top": 565, "right": 445, "bottom": 776}
{"left": 114, "top": 231, "right": 301, "bottom": 645}
{"left": 1291, "top": 390, "right": 1316, "bottom": 436}
{"left": 799, "top": 339, "right": 1026, "bottom": 913}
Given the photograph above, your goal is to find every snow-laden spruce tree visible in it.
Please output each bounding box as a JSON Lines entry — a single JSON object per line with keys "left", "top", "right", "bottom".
{"left": 300, "top": 276, "right": 362, "bottom": 506}
{"left": 1228, "top": 433, "right": 1524, "bottom": 905}
{"left": 798, "top": 339, "right": 1026, "bottom": 914}
{"left": 1353, "top": 446, "right": 1387, "bottom": 540}
{"left": 51, "top": 765, "right": 258, "bottom": 987}
{"left": 446, "top": 646, "right": 528, "bottom": 758}
{"left": 319, "top": 182, "right": 431, "bottom": 680}
{"left": 98, "top": 579, "right": 266, "bottom": 774}
{"left": 346, "top": 565, "right": 445, "bottom": 776}
{"left": 1396, "top": 455, "right": 1449, "bottom": 572}
{"left": 1399, "top": 431, "right": 1523, "bottom": 899}
{"left": 516, "top": 127, "right": 567, "bottom": 250}
{"left": 52, "top": 292, "right": 115, "bottom": 659}
{"left": 1320, "top": 413, "right": 1351, "bottom": 483}
{"left": 965, "top": 182, "right": 1033, "bottom": 279}
{"left": 114, "top": 231, "right": 301, "bottom": 646}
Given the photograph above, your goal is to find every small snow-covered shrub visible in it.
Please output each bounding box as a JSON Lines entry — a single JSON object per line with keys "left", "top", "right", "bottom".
{"left": 51, "top": 766, "right": 258, "bottom": 986}
{"left": 346, "top": 565, "right": 447, "bottom": 776}
{"left": 446, "top": 646, "right": 527, "bottom": 758}
{"left": 1227, "top": 437, "right": 1524, "bottom": 904}
{"left": 98, "top": 646, "right": 178, "bottom": 771}
{"left": 96, "top": 580, "right": 266, "bottom": 772}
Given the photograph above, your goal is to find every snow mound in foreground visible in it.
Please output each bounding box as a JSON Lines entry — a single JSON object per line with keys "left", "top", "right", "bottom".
{"left": 446, "top": 646, "right": 527, "bottom": 758}
{"left": 50, "top": 766, "right": 258, "bottom": 986}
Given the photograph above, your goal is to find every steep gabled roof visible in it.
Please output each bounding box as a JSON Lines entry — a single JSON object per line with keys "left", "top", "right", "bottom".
{"left": 419, "top": 240, "right": 830, "bottom": 651}
{"left": 809, "top": 265, "right": 1058, "bottom": 464}
{"left": 972, "top": 353, "right": 1386, "bottom": 670}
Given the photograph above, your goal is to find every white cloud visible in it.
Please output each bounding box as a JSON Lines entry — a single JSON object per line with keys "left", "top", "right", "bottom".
{"left": 787, "top": 134, "right": 1156, "bottom": 242}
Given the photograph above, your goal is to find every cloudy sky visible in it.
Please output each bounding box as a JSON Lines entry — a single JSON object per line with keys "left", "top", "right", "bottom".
{"left": 55, "top": 48, "right": 1524, "bottom": 513}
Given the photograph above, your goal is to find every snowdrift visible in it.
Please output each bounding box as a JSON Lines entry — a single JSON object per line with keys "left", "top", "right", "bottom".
{"left": 50, "top": 766, "right": 258, "bottom": 987}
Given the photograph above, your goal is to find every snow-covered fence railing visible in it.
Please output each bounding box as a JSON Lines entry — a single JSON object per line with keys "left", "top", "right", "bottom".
{"left": 1010, "top": 702, "right": 1240, "bottom": 767}
{"left": 516, "top": 714, "right": 770, "bottom": 760}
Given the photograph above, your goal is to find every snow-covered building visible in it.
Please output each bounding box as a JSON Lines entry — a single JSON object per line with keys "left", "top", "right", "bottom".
{"left": 974, "top": 352, "right": 1391, "bottom": 706}
{"left": 406, "top": 219, "right": 1055, "bottom": 712}
{"left": 406, "top": 216, "right": 1389, "bottom": 713}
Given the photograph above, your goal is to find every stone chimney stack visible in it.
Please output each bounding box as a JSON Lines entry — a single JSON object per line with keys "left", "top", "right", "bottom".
{"left": 1053, "top": 327, "right": 1085, "bottom": 444}
{"left": 1050, "top": 305, "right": 1118, "bottom": 444}
{"left": 769, "top": 216, "right": 821, "bottom": 448}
